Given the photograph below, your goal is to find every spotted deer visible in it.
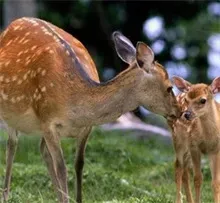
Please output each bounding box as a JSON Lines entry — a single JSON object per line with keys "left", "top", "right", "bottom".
{"left": 0, "top": 17, "right": 180, "bottom": 203}
{"left": 168, "top": 76, "right": 220, "bottom": 203}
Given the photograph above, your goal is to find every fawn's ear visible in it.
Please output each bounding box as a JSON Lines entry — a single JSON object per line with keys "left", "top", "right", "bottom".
{"left": 112, "top": 31, "right": 136, "bottom": 65}
{"left": 172, "top": 76, "right": 191, "bottom": 92}
{"left": 210, "top": 77, "right": 220, "bottom": 94}
{"left": 136, "top": 42, "right": 154, "bottom": 70}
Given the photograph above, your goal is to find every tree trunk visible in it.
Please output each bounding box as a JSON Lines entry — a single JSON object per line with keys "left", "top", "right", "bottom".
{"left": 3, "top": 0, "right": 37, "bottom": 28}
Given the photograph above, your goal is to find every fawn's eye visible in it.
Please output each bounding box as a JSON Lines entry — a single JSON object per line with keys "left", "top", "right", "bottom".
{"left": 200, "top": 98, "right": 206, "bottom": 104}
{"left": 167, "top": 86, "right": 173, "bottom": 93}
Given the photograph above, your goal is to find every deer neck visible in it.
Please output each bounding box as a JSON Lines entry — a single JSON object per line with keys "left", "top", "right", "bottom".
{"left": 199, "top": 101, "right": 220, "bottom": 134}
{"left": 71, "top": 66, "right": 143, "bottom": 126}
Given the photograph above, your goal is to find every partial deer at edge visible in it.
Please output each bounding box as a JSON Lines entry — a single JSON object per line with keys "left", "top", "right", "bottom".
{"left": 168, "top": 76, "right": 220, "bottom": 203}
{"left": 0, "top": 17, "right": 181, "bottom": 203}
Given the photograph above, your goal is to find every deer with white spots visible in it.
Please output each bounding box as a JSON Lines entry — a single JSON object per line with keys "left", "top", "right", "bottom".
{"left": 0, "top": 17, "right": 180, "bottom": 203}
{"left": 168, "top": 76, "right": 220, "bottom": 203}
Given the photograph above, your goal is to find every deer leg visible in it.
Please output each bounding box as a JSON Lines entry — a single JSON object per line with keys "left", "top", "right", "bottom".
{"left": 175, "top": 159, "right": 184, "bottom": 203}
{"left": 40, "top": 138, "right": 65, "bottom": 203}
{"left": 209, "top": 153, "right": 220, "bottom": 203}
{"left": 43, "top": 131, "right": 68, "bottom": 203}
{"left": 2, "top": 128, "right": 18, "bottom": 201}
{"left": 182, "top": 167, "right": 194, "bottom": 203}
{"left": 74, "top": 127, "right": 91, "bottom": 203}
{"left": 191, "top": 150, "right": 202, "bottom": 203}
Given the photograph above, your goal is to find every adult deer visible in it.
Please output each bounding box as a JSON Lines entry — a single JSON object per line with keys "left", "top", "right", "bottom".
{"left": 169, "top": 76, "right": 220, "bottom": 203}
{"left": 0, "top": 17, "right": 180, "bottom": 203}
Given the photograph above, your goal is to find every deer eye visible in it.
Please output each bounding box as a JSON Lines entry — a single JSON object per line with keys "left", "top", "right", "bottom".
{"left": 167, "top": 86, "right": 173, "bottom": 93}
{"left": 200, "top": 98, "right": 206, "bottom": 104}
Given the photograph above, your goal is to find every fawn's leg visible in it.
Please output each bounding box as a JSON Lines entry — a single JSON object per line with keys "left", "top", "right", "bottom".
{"left": 40, "top": 138, "right": 64, "bottom": 203}
{"left": 191, "top": 150, "right": 202, "bottom": 203}
{"left": 175, "top": 159, "right": 184, "bottom": 203}
{"left": 182, "top": 167, "right": 194, "bottom": 203}
{"left": 2, "top": 128, "right": 18, "bottom": 201}
{"left": 43, "top": 130, "right": 69, "bottom": 203}
{"left": 74, "top": 127, "right": 91, "bottom": 203}
{"left": 209, "top": 152, "right": 220, "bottom": 203}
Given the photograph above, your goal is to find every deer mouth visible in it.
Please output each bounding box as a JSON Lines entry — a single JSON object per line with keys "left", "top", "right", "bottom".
{"left": 165, "top": 111, "right": 183, "bottom": 121}
{"left": 165, "top": 114, "right": 177, "bottom": 122}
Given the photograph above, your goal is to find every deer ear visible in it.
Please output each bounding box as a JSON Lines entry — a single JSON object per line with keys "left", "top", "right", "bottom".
{"left": 172, "top": 76, "right": 191, "bottom": 92}
{"left": 112, "top": 31, "right": 136, "bottom": 65}
{"left": 210, "top": 77, "right": 220, "bottom": 94}
{"left": 136, "top": 42, "right": 154, "bottom": 69}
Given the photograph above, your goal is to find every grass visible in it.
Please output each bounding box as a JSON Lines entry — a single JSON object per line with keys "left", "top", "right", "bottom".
{"left": 0, "top": 128, "right": 213, "bottom": 203}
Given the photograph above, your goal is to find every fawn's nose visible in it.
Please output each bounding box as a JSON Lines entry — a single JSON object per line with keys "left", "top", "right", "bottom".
{"left": 184, "top": 111, "right": 191, "bottom": 120}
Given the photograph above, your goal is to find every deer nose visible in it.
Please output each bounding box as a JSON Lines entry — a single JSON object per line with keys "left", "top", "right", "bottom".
{"left": 184, "top": 111, "right": 191, "bottom": 120}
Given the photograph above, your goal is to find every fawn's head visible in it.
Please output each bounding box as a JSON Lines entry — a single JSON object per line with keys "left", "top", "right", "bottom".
{"left": 172, "top": 76, "right": 220, "bottom": 121}
{"left": 112, "top": 32, "right": 181, "bottom": 119}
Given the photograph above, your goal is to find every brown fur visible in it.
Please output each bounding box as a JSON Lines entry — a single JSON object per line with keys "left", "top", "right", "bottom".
{"left": 0, "top": 17, "right": 180, "bottom": 203}
{"left": 169, "top": 80, "right": 220, "bottom": 203}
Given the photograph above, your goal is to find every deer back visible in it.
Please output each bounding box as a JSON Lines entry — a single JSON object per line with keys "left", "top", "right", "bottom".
{"left": 0, "top": 17, "right": 100, "bottom": 132}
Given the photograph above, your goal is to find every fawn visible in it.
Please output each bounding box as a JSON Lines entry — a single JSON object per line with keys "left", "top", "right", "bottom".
{"left": 0, "top": 17, "right": 180, "bottom": 203}
{"left": 168, "top": 76, "right": 220, "bottom": 203}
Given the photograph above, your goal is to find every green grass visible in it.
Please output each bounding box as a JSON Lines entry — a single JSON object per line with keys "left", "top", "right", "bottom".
{"left": 0, "top": 128, "right": 213, "bottom": 203}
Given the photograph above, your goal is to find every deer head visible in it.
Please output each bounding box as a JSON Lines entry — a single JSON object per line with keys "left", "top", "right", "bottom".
{"left": 172, "top": 76, "right": 220, "bottom": 121}
{"left": 112, "top": 32, "right": 180, "bottom": 119}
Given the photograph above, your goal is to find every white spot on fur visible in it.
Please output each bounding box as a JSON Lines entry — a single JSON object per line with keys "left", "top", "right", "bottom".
{"left": 20, "top": 95, "right": 25, "bottom": 100}
{"left": 14, "top": 37, "right": 19, "bottom": 42}
{"left": 66, "top": 50, "right": 70, "bottom": 56}
{"left": 41, "top": 86, "right": 46, "bottom": 92}
{"left": 33, "top": 22, "right": 39, "bottom": 26}
{"left": 36, "top": 94, "right": 42, "bottom": 100}
{"left": 37, "top": 67, "right": 42, "bottom": 73}
{"left": 25, "top": 56, "right": 31, "bottom": 61}
{"left": 31, "top": 45, "right": 37, "bottom": 51}
{"left": 45, "top": 32, "right": 52, "bottom": 36}
{"left": 50, "top": 82, "right": 54, "bottom": 87}
{"left": 25, "top": 32, "right": 30, "bottom": 36}
{"left": 12, "top": 75, "right": 17, "bottom": 81}
{"left": 17, "top": 79, "right": 22, "bottom": 85}
{"left": 16, "top": 59, "right": 21, "bottom": 63}
{"left": 24, "top": 49, "right": 29, "bottom": 54}
{"left": 13, "top": 25, "right": 20, "bottom": 31}
{"left": 31, "top": 71, "right": 36, "bottom": 78}
{"left": 41, "top": 70, "right": 46, "bottom": 76}
{"left": 18, "top": 51, "right": 23, "bottom": 56}
{"left": 1, "top": 90, "right": 8, "bottom": 100}
{"left": 11, "top": 97, "right": 16, "bottom": 103}
{"left": 23, "top": 39, "right": 30, "bottom": 44}
{"left": 36, "top": 50, "right": 42, "bottom": 56}
{"left": 23, "top": 73, "right": 28, "bottom": 80}
{"left": 5, "top": 78, "right": 10, "bottom": 83}
{"left": 16, "top": 96, "right": 21, "bottom": 102}
{"left": 25, "top": 59, "right": 31, "bottom": 66}
{"left": 5, "top": 61, "right": 10, "bottom": 67}
{"left": 19, "top": 37, "right": 26, "bottom": 44}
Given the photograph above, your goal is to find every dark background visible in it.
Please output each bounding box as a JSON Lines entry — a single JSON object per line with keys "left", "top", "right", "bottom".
{"left": 1, "top": 1, "right": 220, "bottom": 83}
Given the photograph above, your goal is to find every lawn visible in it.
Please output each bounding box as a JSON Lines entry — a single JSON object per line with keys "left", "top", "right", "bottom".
{"left": 0, "top": 128, "right": 213, "bottom": 203}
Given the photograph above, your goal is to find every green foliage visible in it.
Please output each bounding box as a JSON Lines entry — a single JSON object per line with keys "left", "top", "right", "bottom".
{"left": 0, "top": 128, "right": 213, "bottom": 202}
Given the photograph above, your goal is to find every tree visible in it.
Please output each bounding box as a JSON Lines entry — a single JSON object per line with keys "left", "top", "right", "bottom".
{"left": 3, "top": 0, "right": 37, "bottom": 28}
